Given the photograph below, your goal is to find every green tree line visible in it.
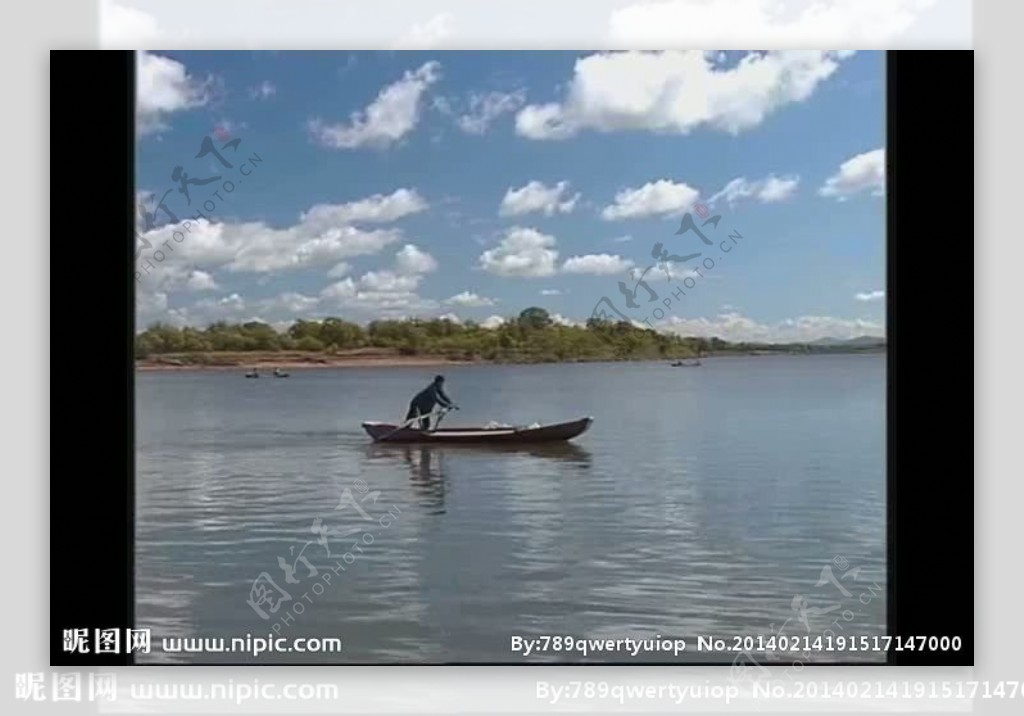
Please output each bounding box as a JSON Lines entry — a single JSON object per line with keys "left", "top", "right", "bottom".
{"left": 135, "top": 307, "right": 726, "bottom": 363}
{"left": 136, "top": 307, "right": 881, "bottom": 364}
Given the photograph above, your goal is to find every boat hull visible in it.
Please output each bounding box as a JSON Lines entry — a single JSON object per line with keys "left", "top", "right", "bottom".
{"left": 362, "top": 417, "right": 593, "bottom": 444}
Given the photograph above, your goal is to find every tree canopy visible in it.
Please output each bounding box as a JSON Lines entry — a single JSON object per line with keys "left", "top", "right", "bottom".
{"left": 517, "top": 307, "right": 553, "bottom": 330}
{"left": 134, "top": 315, "right": 881, "bottom": 364}
{"left": 135, "top": 314, "right": 710, "bottom": 363}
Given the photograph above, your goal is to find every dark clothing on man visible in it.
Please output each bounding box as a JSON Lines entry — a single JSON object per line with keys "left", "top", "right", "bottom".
{"left": 406, "top": 380, "right": 454, "bottom": 430}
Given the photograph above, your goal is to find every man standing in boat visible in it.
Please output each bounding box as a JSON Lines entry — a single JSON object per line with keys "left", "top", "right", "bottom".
{"left": 406, "top": 375, "right": 457, "bottom": 430}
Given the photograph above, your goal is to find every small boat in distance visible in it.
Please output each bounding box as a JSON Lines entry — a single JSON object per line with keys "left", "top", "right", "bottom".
{"left": 273, "top": 368, "right": 290, "bottom": 378}
{"left": 362, "top": 416, "right": 593, "bottom": 444}
{"left": 245, "top": 369, "right": 260, "bottom": 378}
{"left": 671, "top": 347, "right": 703, "bottom": 367}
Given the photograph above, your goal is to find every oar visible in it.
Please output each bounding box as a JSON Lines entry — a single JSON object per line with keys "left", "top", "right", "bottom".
{"left": 431, "top": 405, "right": 458, "bottom": 432}
{"left": 377, "top": 407, "right": 447, "bottom": 442}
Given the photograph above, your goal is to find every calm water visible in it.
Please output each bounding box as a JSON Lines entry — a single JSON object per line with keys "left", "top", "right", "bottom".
{"left": 135, "top": 355, "right": 886, "bottom": 663}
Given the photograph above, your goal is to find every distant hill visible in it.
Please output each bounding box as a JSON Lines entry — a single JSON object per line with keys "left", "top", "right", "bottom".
{"left": 810, "top": 335, "right": 886, "bottom": 347}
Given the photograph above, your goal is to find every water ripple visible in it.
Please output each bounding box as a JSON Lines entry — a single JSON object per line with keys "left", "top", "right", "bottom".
{"left": 136, "top": 356, "right": 885, "bottom": 663}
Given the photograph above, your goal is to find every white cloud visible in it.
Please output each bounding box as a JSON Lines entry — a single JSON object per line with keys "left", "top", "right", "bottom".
{"left": 267, "top": 292, "right": 321, "bottom": 315}
{"left": 184, "top": 270, "right": 218, "bottom": 291}
{"left": 480, "top": 315, "right": 507, "bottom": 329}
{"left": 249, "top": 80, "right": 277, "bottom": 100}
{"left": 326, "top": 262, "right": 351, "bottom": 278}
{"left": 355, "top": 270, "right": 421, "bottom": 293}
{"left": 453, "top": 90, "right": 526, "bottom": 134}
{"left": 612, "top": 235, "right": 633, "bottom": 243}
{"left": 146, "top": 290, "right": 325, "bottom": 330}
{"left": 135, "top": 259, "right": 214, "bottom": 296}
{"left": 137, "top": 203, "right": 444, "bottom": 324}
{"left": 309, "top": 61, "right": 441, "bottom": 149}
{"left": 609, "top": 0, "right": 937, "bottom": 47}
{"left": 302, "top": 188, "right": 428, "bottom": 230}
{"left": 137, "top": 290, "right": 168, "bottom": 319}
{"left": 324, "top": 244, "right": 435, "bottom": 295}
{"left": 136, "top": 51, "right": 210, "bottom": 136}
{"left": 601, "top": 180, "right": 699, "bottom": 220}
{"left": 820, "top": 148, "right": 886, "bottom": 199}
{"left": 193, "top": 292, "right": 246, "bottom": 315}
{"left": 320, "top": 279, "right": 357, "bottom": 301}
{"left": 445, "top": 291, "right": 496, "bottom": 307}
{"left": 550, "top": 313, "right": 582, "bottom": 327}
{"left": 654, "top": 312, "right": 885, "bottom": 343}
{"left": 318, "top": 268, "right": 438, "bottom": 316}
{"left": 540, "top": 289, "right": 563, "bottom": 296}
{"left": 646, "top": 261, "right": 701, "bottom": 283}
{"left": 394, "top": 13, "right": 455, "bottom": 49}
{"left": 709, "top": 174, "right": 800, "bottom": 207}
{"left": 499, "top": 180, "right": 580, "bottom": 217}
{"left": 100, "top": 1, "right": 161, "bottom": 48}
{"left": 141, "top": 270, "right": 447, "bottom": 327}
{"left": 104, "top": 0, "right": 963, "bottom": 51}
{"left": 226, "top": 222, "right": 402, "bottom": 273}
{"left": 478, "top": 227, "right": 559, "bottom": 278}
{"left": 311, "top": 244, "right": 439, "bottom": 317}
{"left": 855, "top": 290, "right": 885, "bottom": 302}
{"left": 516, "top": 50, "right": 848, "bottom": 140}
{"left": 135, "top": 187, "right": 427, "bottom": 276}
{"left": 394, "top": 244, "right": 438, "bottom": 275}
{"left": 562, "top": 253, "right": 634, "bottom": 275}
{"left": 758, "top": 175, "right": 801, "bottom": 202}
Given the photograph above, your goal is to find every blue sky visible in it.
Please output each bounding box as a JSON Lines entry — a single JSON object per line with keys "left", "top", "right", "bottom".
{"left": 135, "top": 50, "right": 885, "bottom": 342}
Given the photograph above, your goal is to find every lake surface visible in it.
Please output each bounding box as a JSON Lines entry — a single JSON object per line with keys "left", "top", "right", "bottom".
{"left": 135, "top": 355, "right": 886, "bottom": 663}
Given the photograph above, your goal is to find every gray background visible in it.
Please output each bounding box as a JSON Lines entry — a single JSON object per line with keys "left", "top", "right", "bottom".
{"left": 5, "top": 1, "right": 1008, "bottom": 713}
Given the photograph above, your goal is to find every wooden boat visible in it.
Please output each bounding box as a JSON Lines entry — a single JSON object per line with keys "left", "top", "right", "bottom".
{"left": 362, "top": 416, "right": 593, "bottom": 444}
{"left": 273, "top": 369, "right": 290, "bottom": 378}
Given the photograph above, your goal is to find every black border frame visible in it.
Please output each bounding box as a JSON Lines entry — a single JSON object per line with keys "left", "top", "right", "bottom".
{"left": 50, "top": 50, "right": 973, "bottom": 666}
{"left": 885, "top": 50, "right": 974, "bottom": 665}
{"left": 51, "top": 50, "right": 135, "bottom": 666}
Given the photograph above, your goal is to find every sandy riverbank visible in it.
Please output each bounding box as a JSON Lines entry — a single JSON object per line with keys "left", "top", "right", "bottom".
{"left": 135, "top": 349, "right": 476, "bottom": 371}
{"left": 135, "top": 347, "right": 884, "bottom": 371}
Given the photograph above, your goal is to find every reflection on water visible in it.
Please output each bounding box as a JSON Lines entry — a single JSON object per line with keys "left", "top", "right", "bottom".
{"left": 136, "top": 356, "right": 885, "bottom": 663}
{"left": 367, "top": 441, "right": 594, "bottom": 464}
{"left": 364, "top": 443, "right": 593, "bottom": 515}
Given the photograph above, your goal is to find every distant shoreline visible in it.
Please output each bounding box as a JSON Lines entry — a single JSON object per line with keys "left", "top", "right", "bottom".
{"left": 136, "top": 354, "right": 472, "bottom": 371}
{"left": 135, "top": 348, "right": 885, "bottom": 371}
